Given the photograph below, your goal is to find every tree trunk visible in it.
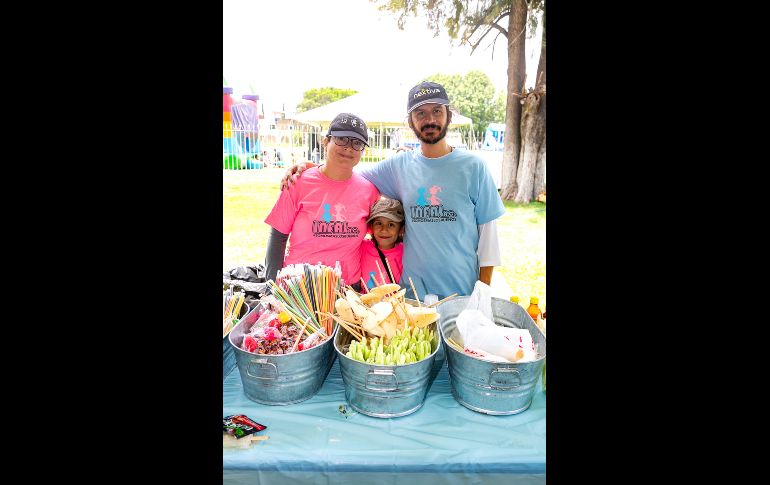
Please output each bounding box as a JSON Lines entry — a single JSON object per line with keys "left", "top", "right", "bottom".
{"left": 533, "top": 11, "right": 546, "bottom": 199}
{"left": 535, "top": 10, "right": 546, "bottom": 87}
{"left": 517, "top": 7, "right": 546, "bottom": 203}
{"left": 513, "top": 90, "right": 545, "bottom": 203}
{"left": 499, "top": 0, "right": 528, "bottom": 200}
{"left": 533, "top": 121, "right": 546, "bottom": 198}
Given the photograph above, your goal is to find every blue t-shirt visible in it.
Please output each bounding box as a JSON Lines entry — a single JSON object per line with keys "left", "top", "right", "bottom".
{"left": 359, "top": 148, "right": 505, "bottom": 300}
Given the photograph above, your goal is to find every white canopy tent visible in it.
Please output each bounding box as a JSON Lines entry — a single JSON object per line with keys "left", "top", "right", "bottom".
{"left": 289, "top": 90, "right": 473, "bottom": 131}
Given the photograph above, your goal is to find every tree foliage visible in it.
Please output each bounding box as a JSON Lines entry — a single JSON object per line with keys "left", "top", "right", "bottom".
{"left": 426, "top": 70, "right": 504, "bottom": 133}
{"left": 296, "top": 87, "right": 358, "bottom": 113}
{"left": 374, "top": 1, "right": 541, "bottom": 52}
{"left": 374, "top": 0, "right": 545, "bottom": 201}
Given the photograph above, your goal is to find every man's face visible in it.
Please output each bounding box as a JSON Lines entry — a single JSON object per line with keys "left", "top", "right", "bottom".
{"left": 409, "top": 103, "right": 449, "bottom": 145}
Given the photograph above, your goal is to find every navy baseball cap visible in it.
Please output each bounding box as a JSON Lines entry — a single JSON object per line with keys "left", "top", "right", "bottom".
{"left": 327, "top": 113, "right": 369, "bottom": 146}
{"left": 407, "top": 81, "right": 452, "bottom": 114}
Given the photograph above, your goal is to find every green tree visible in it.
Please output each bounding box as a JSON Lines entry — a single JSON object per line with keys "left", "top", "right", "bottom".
{"left": 426, "top": 70, "right": 502, "bottom": 134}
{"left": 296, "top": 87, "right": 358, "bottom": 113}
{"left": 372, "top": 0, "right": 544, "bottom": 201}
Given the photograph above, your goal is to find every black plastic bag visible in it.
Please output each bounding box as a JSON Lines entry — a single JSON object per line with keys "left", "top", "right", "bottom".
{"left": 223, "top": 264, "right": 265, "bottom": 283}
{"left": 223, "top": 264, "right": 268, "bottom": 306}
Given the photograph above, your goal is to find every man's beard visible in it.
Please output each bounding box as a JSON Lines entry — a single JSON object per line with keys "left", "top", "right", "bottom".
{"left": 412, "top": 122, "right": 448, "bottom": 145}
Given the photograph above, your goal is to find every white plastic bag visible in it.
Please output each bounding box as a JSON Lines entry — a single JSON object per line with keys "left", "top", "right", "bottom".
{"left": 455, "top": 282, "right": 537, "bottom": 363}
{"left": 463, "top": 281, "right": 494, "bottom": 321}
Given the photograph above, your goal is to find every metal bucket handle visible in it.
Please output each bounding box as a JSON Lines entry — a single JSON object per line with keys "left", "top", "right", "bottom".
{"left": 246, "top": 358, "right": 278, "bottom": 379}
{"left": 365, "top": 368, "right": 399, "bottom": 391}
{"left": 489, "top": 367, "right": 521, "bottom": 390}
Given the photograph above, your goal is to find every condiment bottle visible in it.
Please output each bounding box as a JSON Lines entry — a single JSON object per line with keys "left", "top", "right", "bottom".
{"left": 527, "top": 297, "right": 542, "bottom": 322}
{"left": 509, "top": 295, "right": 520, "bottom": 305}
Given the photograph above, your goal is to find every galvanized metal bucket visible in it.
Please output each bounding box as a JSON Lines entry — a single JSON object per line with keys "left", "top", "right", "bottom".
{"left": 223, "top": 303, "right": 251, "bottom": 381}
{"left": 438, "top": 296, "right": 546, "bottom": 415}
{"left": 228, "top": 316, "right": 337, "bottom": 405}
{"left": 334, "top": 315, "right": 444, "bottom": 418}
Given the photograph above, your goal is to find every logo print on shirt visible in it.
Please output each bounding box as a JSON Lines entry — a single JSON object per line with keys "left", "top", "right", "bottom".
{"left": 333, "top": 203, "right": 347, "bottom": 221}
{"left": 415, "top": 187, "right": 428, "bottom": 206}
{"left": 367, "top": 271, "right": 378, "bottom": 289}
{"left": 322, "top": 203, "right": 332, "bottom": 223}
{"left": 411, "top": 184, "right": 457, "bottom": 222}
{"left": 312, "top": 202, "right": 360, "bottom": 238}
{"left": 428, "top": 185, "right": 442, "bottom": 205}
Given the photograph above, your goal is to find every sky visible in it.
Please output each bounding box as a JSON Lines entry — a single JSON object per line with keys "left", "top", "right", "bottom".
{"left": 223, "top": 0, "right": 542, "bottom": 115}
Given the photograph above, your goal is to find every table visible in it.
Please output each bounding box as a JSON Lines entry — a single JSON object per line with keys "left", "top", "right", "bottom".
{"left": 223, "top": 356, "right": 546, "bottom": 484}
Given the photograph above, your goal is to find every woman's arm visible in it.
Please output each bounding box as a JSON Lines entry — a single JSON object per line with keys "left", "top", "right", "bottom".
{"left": 264, "top": 227, "right": 289, "bottom": 282}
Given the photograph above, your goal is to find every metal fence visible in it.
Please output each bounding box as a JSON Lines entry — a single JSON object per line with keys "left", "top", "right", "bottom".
{"left": 223, "top": 124, "right": 487, "bottom": 170}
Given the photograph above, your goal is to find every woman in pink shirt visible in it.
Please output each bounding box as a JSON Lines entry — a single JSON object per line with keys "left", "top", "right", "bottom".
{"left": 361, "top": 196, "right": 405, "bottom": 292}
{"left": 264, "top": 112, "right": 380, "bottom": 290}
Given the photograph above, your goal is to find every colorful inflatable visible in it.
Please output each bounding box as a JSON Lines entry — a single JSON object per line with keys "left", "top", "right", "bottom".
{"left": 223, "top": 87, "right": 262, "bottom": 169}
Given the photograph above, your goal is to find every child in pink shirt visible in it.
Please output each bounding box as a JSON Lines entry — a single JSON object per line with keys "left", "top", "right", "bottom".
{"left": 264, "top": 113, "right": 380, "bottom": 288}
{"left": 361, "top": 196, "right": 405, "bottom": 292}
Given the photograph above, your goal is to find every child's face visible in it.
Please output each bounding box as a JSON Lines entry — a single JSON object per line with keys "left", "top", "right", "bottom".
{"left": 371, "top": 217, "right": 403, "bottom": 250}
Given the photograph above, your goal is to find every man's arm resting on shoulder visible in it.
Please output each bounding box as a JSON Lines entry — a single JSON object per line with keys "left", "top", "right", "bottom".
{"left": 477, "top": 220, "right": 501, "bottom": 285}
{"left": 280, "top": 161, "right": 317, "bottom": 190}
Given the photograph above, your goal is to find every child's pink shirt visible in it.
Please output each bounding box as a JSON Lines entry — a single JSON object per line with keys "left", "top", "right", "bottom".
{"left": 265, "top": 166, "right": 380, "bottom": 286}
{"left": 360, "top": 239, "right": 404, "bottom": 292}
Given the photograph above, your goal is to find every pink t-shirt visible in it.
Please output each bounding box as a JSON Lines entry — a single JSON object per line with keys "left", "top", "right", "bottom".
{"left": 265, "top": 167, "right": 380, "bottom": 286}
{"left": 360, "top": 238, "right": 404, "bottom": 292}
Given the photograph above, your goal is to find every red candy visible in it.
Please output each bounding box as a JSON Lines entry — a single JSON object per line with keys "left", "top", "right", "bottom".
{"left": 263, "top": 327, "right": 280, "bottom": 341}
{"left": 242, "top": 335, "right": 258, "bottom": 353}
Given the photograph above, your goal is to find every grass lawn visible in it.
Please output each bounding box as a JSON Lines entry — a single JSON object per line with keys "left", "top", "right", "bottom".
{"left": 223, "top": 167, "right": 546, "bottom": 309}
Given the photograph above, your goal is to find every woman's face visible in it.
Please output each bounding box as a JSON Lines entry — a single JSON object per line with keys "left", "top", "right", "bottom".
{"left": 323, "top": 136, "right": 363, "bottom": 171}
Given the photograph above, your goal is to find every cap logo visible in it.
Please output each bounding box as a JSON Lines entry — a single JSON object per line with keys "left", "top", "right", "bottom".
{"left": 414, "top": 87, "right": 442, "bottom": 99}
{"left": 337, "top": 116, "right": 366, "bottom": 132}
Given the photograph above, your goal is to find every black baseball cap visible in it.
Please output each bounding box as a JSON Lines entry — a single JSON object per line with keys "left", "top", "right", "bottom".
{"left": 407, "top": 81, "right": 453, "bottom": 114}
{"left": 327, "top": 113, "right": 369, "bottom": 146}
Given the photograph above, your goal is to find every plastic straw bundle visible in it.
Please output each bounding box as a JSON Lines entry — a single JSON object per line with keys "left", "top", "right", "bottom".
{"left": 269, "top": 262, "right": 342, "bottom": 337}
{"left": 223, "top": 288, "right": 246, "bottom": 336}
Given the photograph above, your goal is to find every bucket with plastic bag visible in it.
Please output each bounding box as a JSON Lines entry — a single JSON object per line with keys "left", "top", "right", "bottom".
{"left": 438, "top": 282, "right": 546, "bottom": 415}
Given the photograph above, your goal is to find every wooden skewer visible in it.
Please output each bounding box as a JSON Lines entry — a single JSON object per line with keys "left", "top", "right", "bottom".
{"left": 374, "top": 259, "right": 387, "bottom": 286}
{"left": 427, "top": 293, "right": 458, "bottom": 308}
{"left": 408, "top": 277, "right": 421, "bottom": 307}
{"left": 384, "top": 256, "right": 396, "bottom": 286}
{"left": 360, "top": 277, "right": 368, "bottom": 293}
{"left": 292, "top": 317, "right": 311, "bottom": 352}
{"left": 446, "top": 336, "right": 464, "bottom": 352}
{"left": 319, "top": 311, "right": 364, "bottom": 342}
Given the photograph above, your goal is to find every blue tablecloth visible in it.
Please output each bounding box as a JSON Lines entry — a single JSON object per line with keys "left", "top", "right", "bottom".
{"left": 223, "top": 357, "right": 546, "bottom": 484}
